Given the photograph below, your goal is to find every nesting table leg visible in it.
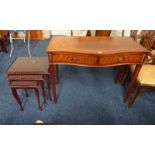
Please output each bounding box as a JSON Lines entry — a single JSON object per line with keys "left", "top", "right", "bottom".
{"left": 34, "top": 88, "right": 42, "bottom": 111}
{"left": 40, "top": 81, "right": 47, "bottom": 105}
{"left": 11, "top": 88, "right": 23, "bottom": 111}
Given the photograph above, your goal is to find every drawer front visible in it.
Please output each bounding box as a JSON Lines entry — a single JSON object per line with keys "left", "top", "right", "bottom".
{"left": 99, "top": 54, "right": 144, "bottom": 66}
{"left": 49, "top": 53, "right": 98, "bottom": 66}
{"left": 48, "top": 53, "right": 145, "bottom": 66}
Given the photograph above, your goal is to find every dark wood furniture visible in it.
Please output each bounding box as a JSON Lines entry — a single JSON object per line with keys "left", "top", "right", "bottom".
{"left": 96, "top": 30, "right": 111, "bottom": 36}
{"left": 6, "top": 57, "right": 52, "bottom": 111}
{"left": 116, "top": 31, "right": 155, "bottom": 107}
{"left": 47, "top": 36, "right": 149, "bottom": 105}
{"left": 128, "top": 63, "right": 155, "bottom": 108}
{"left": 0, "top": 30, "right": 9, "bottom": 53}
{"left": 0, "top": 38, "right": 6, "bottom": 53}
{"left": 130, "top": 30, "right": 155, "bottom": 50}
{"left": 29, "top": 30, "right": 44, "bottom": 40}
{"left": 10, "top": 80, "right": 45, "bottom": 111}
{"left": 119, "top": 50, "right": 155, "bottom": 108}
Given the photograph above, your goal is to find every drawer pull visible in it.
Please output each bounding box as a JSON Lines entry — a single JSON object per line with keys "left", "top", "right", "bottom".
{"left": 71, "top": 56, "right": 77, "bottom": 62}
{"left": 118, "top": 57, "right": 122, "bottom": 62}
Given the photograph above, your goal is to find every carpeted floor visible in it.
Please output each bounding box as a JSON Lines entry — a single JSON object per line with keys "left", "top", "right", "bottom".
{"left": 0, "top": 38, "right": 155, "bottom": 125}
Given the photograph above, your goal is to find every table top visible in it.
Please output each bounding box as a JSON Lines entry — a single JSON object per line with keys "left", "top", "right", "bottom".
{"left": 7, "top": 57, "right": 49, "bottom": 75}
{"left": 47, "top": 36, "right": 149, "bottom": 55}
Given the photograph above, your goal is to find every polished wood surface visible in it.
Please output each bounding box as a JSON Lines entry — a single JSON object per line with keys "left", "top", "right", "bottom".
{"left": 47, "top": 36, "right": 148, "bottom": 54}
{"left": 47, "top": 36, "right": 149, "bottom": 103}
{"left": 7, "top": 57, "right": 49, "bottom": 75}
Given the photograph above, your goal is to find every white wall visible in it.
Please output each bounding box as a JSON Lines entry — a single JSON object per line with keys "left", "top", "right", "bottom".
{"left": 110, "top": 30, "right": 130, "bottom": 36}
{"left": 43, "top": 30, "right": 51, "bottom": 39}
{"left": 51, "top": 30, "right": 71, "bottom": 36}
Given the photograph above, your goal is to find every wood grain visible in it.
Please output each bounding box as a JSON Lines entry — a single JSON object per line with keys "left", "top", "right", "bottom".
{"left": 48, "top": 53, "right": 146, "bottom": 67}
{"left": 47, "top": 36, "right": 148, "bottom": 55}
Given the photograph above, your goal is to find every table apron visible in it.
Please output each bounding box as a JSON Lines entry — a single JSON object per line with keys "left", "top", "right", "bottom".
{"left": 48, "top": 53, "right": 146, "bottom": 67}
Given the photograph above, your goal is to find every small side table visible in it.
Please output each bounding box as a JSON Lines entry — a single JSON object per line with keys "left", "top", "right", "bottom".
{"left": 6, "top": 57, "right": 53, "bottom": 111}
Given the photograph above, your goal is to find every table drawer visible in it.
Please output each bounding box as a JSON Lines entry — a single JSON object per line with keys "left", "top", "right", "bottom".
{"left": 49, "top": 54, "right": 98, "bottom": 66}
{"left": 99, "top": 54, "right": 144, "bottom": 66}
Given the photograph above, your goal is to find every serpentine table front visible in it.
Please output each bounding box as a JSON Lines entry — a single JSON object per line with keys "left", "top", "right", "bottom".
{"left": 47, "top": 36, "right": 149, "bottom": 106}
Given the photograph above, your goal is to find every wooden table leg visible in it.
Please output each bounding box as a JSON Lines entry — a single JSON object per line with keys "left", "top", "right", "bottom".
{"left": 50, "top": 64, "right": 57, "bottom": 103}
{"left": 115, "top": 66, "right": 129, "bottom": 85}
{"left": 55, "top": 65, "right": 59, "bottom": 84}
{"left": 25, "top": 89, "right": 29, "bottom": 97}
{"left": 115, "top": 66, "right": 122, "bottom": 84}
{"left": 11, "top": 88, "right": 23, "bottom": 111}
{"left": 128, "top": 86, "right": 141, "bottom": 108}
{"left": 46, "top": 74, "right": 52, "bottom": 101}
{"left": 34, "top": 88, "right": 42, "bottom": 111}
{"left": 40, "top": 81, "right": 47, "bottom": 105}
{"left": 124, "top": 64, "right": 142, "bottom": 103}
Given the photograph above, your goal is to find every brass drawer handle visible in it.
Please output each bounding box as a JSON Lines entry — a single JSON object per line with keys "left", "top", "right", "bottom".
{"left": 118, "top": 57, "right": 123, "bottom": 62}
{"left": 71, "top": 56, "right": 77, "bottom": 62}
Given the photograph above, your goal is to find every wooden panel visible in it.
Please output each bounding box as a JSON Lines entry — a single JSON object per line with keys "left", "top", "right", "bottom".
{"left": 49, "top": 53, "right": 98, "bottom": 66}
{"left": 0, "top": 30, "right": 9, "bottom": 39}
{"left": 29, "top": 30, "right": 43, "bottom": 40}
{"left": 99, "top": 54, "right": 145, "bottom": 66}
{"left": 96, "top": 30, "right": 111, "bottom": 36}
{"left": 49, "top": 53, "right": 145, "bottom": 67}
